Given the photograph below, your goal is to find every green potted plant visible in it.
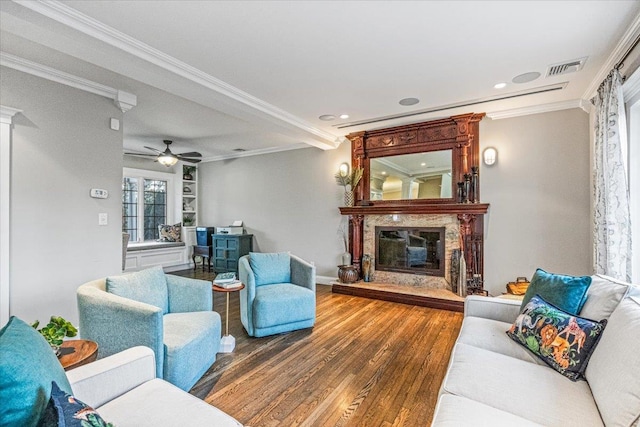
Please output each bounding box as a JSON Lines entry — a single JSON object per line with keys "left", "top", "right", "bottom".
{"left": 32, "top": 316, "right": 78, "bottom": 355}
{"left": 183, "top": 165, "right": 196, "bottom": 181}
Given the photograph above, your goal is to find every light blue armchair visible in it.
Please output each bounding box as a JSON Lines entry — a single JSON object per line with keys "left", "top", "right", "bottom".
{"left": 76, "top": 266, "right": 221, "bottom": 391}
{"left": 239, "top": 252, "right": 316, "bottom": 337}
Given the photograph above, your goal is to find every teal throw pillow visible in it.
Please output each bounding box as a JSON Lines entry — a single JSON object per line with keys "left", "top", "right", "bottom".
{"left": 0, "top": 317, "right": 73, "bottom": 427}
{"left": 507, "top": 295, "right": 606, "bottom": 381}
{"left": 520, "top": 268, "right": 591, "bottom": 315}
{"left": 106, "top": 266, "right": 168, "bottom": 314}
{"left": 250, "top": 252, "right": 291, "bottom": 286}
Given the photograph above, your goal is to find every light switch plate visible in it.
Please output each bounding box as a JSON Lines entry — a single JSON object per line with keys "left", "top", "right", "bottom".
{"left": 98, "top": 213, "right": 108, "bottom": 226}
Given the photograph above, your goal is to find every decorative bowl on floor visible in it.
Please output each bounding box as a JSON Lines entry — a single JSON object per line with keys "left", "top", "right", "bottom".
{"left": 338, "top": 265, "right": 359, "bottom": 284}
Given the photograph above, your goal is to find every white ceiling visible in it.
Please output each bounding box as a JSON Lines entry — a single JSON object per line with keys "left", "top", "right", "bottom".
{"left": 1, "top": 1, "right": 639, "bottom": 160}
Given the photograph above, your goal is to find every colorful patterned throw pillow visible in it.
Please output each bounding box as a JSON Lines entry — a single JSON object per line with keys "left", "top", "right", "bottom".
{"left": 507, "top": 294, "right": 607, "bottom": 381}
{"left": 38, "top": 381, "right": 114, "bottom": 427}
{"left": 158, "top": 223, "right": 182, "bottom": 242}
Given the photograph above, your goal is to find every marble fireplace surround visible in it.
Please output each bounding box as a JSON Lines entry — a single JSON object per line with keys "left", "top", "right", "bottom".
{"left": 337, "top": 203, "right": 489, "bottom": 311}
{"left": 364, "top": 214, "right": 460, "bottom": 291}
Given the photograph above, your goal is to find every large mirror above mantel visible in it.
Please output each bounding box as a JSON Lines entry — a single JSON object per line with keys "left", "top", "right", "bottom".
{"left": 370, "top": 150, "right": 453, "bottom": 201}
{"left": 347, "top": 112, "right": 485, "bottom": 207}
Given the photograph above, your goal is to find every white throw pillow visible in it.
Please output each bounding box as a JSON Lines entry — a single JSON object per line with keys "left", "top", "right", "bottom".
{"left": 585, "top": 296, "right": 640, "bottom": 427}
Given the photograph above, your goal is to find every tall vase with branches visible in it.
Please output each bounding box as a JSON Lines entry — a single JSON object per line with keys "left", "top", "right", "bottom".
{"left": 335, "top": 166, "right": 363, "bottom": 207}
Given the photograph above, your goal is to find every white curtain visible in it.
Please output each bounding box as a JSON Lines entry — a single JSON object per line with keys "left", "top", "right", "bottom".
{"left": 592, "top": 69, "right": 631, "bottom": 282}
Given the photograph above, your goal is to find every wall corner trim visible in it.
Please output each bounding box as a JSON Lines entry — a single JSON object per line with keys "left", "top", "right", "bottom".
{"left": 0, "top": 52, "right": 137, "bottom": 112}
{"left": 0, "top": 106, "right": 23, "bottom": 124}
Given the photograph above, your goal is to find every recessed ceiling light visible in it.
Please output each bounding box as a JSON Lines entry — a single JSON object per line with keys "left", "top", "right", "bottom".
{"left": 339, "top": 114, "right": 349, "bottom": 119}
{"left": 421, "top": 162, "right": 426, "bottom": 166}
{"left": 399, "top": 97, "right": 420, "bottom": 106}
{"left": 381, "top": 171, "right": 387, "bottom": 175}
{"left": 319, "top": 114, "right": 336, "bottom": 121}
{"left": 494, "top": 82, "right": 507, "bottom": 89}
{"left": 512, "top": 72, "right": 541, "bottom": 84}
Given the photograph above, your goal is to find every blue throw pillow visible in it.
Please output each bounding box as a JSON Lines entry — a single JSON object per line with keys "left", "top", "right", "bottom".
{"left": 507, "top": 295, "right": 607, "bottom": 381}
{"left": 0, "top": 317, "right": 73, "bottom": 427}
{"left": 39, "top": 381, "right": 113, "bottom": 427}
{"left": 249, "top": 252, "right": 291, "bottom": 286}
{"left": 106, "top": 266, "right": 168, "bottom": 314}
{"left": 520, "top": 268, "right": 591, "bottom": 315}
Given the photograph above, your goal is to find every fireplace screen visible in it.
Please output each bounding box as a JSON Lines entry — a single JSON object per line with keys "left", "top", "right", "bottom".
{"left": 375, "top": 226, "right": 445, "bottom": 276}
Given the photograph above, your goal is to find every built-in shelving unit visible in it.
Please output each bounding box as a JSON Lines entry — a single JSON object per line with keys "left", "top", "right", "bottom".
{"left": 182, "top": 165, "right": 197, "bottom": 227}
{"left": 181, "top": 164, "right": 198, "bottom": 261}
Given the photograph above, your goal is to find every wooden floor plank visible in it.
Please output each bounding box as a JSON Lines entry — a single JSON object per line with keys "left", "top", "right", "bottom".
{"left": 172, "top": 268, "right": 462, "bottom": 426}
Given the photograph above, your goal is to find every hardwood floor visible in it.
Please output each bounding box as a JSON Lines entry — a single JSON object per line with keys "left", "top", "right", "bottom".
{"left": 172, "top": 268, "right": 463, "bottom": 426}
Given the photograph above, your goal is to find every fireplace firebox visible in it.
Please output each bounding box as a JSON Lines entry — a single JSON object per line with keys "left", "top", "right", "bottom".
{"left": 375, "top": 226, "right": 445, "bottom": 277}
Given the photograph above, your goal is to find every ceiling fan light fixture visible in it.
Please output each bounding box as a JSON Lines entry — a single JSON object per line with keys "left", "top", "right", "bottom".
{"left": 158, "top": 153, "right": 178, "bottom": 167}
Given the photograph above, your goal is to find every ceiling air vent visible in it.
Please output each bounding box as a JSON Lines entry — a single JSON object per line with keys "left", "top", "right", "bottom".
{"left": 546, "top": 57, "right": 587, "bottom": 77}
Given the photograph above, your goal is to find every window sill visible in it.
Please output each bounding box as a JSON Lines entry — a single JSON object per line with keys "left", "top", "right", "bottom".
{"left": 127, "top": 241, "right": 186, "bottom": 252}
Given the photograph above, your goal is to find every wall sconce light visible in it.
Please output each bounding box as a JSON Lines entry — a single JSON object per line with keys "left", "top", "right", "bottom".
{"left": 338, "top": 162, "right": 350, "bottom": 178}
{"left": 483, "top": 147, "right": 497, "bottom": 166}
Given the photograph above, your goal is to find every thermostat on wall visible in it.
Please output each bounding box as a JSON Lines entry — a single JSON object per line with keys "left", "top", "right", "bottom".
{"left": 90, "top": 188, "right": 109, "bottom": 199}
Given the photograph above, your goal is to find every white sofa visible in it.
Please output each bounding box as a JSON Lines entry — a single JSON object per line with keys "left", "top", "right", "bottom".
{"left": 67, "top": 346, "right": 242, "bottom": 427}
{"left": 432, "top": 275, "right": 640, "bottom": 426}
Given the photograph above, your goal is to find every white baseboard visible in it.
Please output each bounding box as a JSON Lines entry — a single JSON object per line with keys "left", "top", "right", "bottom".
{"left": 317, "top": 275, "right": 337, "bottom": 285}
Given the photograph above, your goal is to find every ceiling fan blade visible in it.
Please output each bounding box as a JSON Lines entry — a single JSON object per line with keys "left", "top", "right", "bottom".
{"left": 175, "top": 151, "right": 202, "bottom": 158}
{"left": 124, "top": 152, "right": 158, "bottom": 157}
{"left": 143, "top": 146, "right": 164, "bottom": 154}
{"left": 179, "top": 156, "right": 201, "bottom": 164}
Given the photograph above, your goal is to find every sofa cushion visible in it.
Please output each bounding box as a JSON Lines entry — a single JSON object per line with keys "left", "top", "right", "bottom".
{"left": 253, "top": 283, "right": 314, "bottom": 328}
{"left": 163, "top": 311, "right": 221, "bottom": 391}
{"left": 0, "top": 317, "right": 73, "bottom": 427}
{"left": 440, "top": 343, "right": 603, "bottom": 426}
{"left": 579, "top": 274, "right": 629, "bottom": 321}
{"left": 96, "top": 378, "right": 242, "bottom": 427}
{"left": 520, "top": 268, "right": 591, "bottom": 315}
{"left": 507, "top": 295, "right": 607, "bottom": 381}
{"left": 585, "top": 296, "right": 640, "bottom": 427}
{"left": 249, "top": 252, "right": 291, "bottom": 286}
{"left": 433, "top": 394, "right": 545, "bottom": 426}
{"left": 107, "top": 266, "right": 169, "bottom": 314}
{"left": 457, "top": 316, "right": 546, "bottom": 367}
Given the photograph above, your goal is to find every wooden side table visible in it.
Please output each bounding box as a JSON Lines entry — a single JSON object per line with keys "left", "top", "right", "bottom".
{"left": 212, "top": 283, "right": 245, "bottom": 353}
{"left": 58, "top": 339, "right": 98, "bottom": 371}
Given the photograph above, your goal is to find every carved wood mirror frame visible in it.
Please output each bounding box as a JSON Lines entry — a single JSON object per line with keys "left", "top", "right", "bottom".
{"left": 346, "top": 113, "right": 485, "bottom": 206}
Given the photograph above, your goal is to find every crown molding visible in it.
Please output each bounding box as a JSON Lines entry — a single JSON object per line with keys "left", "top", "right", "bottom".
{"left": 14, "top": 0, "right": 338, "bottom": 149}
{"left": 201, "top": 142, "right": 311, "bottom": 163}
{"left": 583, "top": 11, "right": 640, "bottom": 100}
{"left": 486, "top": 99, "right": 589, "bottom": 120}
{"left": 0, "top": 106, "right": 23, "bottom": 125}
{"left": 0, "top": 52, "right": 137, "bottom": 112}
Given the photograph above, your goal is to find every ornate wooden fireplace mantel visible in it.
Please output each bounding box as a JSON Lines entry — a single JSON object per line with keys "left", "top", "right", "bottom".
{"left": 339, "top": 113, "right": 489, "bottom": 293}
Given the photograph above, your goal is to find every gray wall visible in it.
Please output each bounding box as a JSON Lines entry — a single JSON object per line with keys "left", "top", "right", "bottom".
{"left": 200, "top": 109, "right": 591, "bottom": 294}
{"left": 199, "top": 143, "right": 351, "bottom": 279}
{"left": 1, "top": 67, "right": 124, "bottom": 326}
{"left": 480, "top": 109, "right": 591, "bottom": 295}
